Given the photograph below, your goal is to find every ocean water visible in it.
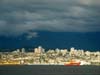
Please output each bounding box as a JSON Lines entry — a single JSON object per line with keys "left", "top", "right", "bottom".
{"left": 0, "top": 65, "right": 100, "bottom": 75}
{"left": 0, "top": 32, "right": 100, "bottom": 52}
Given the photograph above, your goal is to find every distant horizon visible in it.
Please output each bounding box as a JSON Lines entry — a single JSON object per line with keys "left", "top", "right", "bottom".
{"left": 0, "top": 46, "right": 100, "bottom": 52}
{"left": 0, "top": 32, "right": 100, "bottom": 52}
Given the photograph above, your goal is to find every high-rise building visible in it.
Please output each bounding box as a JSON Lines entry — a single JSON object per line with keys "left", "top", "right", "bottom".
{"left": 21, "top": 48, "right": 25, "bottom": 53}
{"left": 70, "top": 47, "right": 75, "bottom": 56}
{"left": 34, "top": 46, "right": 45, "bottom": 54}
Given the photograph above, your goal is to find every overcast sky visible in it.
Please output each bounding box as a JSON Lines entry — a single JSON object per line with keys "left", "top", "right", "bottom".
{"left": 0, "top": 0, "right": 100, "bottom": 36}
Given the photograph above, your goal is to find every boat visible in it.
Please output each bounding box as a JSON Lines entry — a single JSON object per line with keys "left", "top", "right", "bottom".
{"left": 64, "top": 60, "right": 81, "bottom": 66}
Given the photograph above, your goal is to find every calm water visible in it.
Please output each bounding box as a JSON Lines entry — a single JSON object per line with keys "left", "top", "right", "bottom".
{"left": 0, "top": 65, "right": 100, "bottom": 75}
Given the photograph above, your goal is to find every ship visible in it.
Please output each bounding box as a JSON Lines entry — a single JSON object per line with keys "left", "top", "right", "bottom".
{"left": 64, "top": 60, "right": 81, "bottom": 66}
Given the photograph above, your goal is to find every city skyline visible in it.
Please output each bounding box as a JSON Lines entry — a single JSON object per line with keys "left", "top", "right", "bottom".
{"left": 0, "top": 46, "right": 100, "bottom": 65}
{"left": 0, "top": 1, "right": 100, "bottom": 75}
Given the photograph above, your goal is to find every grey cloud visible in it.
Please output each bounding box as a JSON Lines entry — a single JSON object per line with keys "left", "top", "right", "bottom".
{"left": 26, "top": 32, "right": 38, "bottom": 40}
{"left": 0, "top": 0, "right": 100, "bottom": 36}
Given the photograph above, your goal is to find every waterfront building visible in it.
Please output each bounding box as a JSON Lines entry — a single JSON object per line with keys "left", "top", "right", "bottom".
{"left": 21, "top": 48, "right": 26, "bottom": 53}
{"left": 69, "top": 47, "right": 76, "bottom": 56}
{"left": 85, "top": 51, "right": 91, "bottom": 56}
{"left": 60, "top": 49, "right": 67, "bottom": 56}
{"left": 34, "top": 46, "right": 45, "bottom": 54}
{"left": 0, "top": 46, "right": 100, "bottom": 65}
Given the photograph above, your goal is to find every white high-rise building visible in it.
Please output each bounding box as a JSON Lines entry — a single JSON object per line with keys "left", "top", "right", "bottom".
{"left": 34, "top": 46, "right": 45, "bottom": 54}
{"left": 70, "top": 47, "right": 75, "bottom": 56}
{"left": 85, "top": 51, "right": 91, "bottom": 56}
{"left": 55, "top": 48, "right": 60, "bottom": 54}
{"left": 21, "top": 48, "right": 25, "bottom": 53}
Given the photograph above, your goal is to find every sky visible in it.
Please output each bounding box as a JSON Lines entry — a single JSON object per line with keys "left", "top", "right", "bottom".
{"left": 0, "top": 0, "right": 100, "bottom": 37}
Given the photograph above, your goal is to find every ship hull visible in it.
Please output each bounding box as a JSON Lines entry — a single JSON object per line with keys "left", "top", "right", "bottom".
{"left": 64, "top": 62, "right": 81, "bottom": 66}
{"left": 64, "top": 63, "right": 80, "bottom": 66}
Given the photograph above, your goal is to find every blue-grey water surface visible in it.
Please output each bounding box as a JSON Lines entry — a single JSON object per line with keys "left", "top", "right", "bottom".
{"left": 0, "top": 65, "right": 100, "bottom": 75}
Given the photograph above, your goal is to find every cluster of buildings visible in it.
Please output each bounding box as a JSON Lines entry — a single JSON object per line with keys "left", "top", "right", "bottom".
{"left": 0, "top": 46, "right": 100, "bottom": 65}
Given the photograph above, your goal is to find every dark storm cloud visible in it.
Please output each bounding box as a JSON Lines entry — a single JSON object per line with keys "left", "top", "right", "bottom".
{"left": 0, "top": 0, "right": 100, "bottom": 36}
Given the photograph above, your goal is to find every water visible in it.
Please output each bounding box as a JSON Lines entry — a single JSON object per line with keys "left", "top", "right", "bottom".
{"left": 0, "top": 65, "right": 100, "bottom": 75}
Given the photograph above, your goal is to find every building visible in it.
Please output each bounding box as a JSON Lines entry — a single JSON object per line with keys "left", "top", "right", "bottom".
{"left": 34, "top": 46, "right": 45, "bottom": 54}
{"left": 69, "top": 47, "right": 76, "bottom": 56}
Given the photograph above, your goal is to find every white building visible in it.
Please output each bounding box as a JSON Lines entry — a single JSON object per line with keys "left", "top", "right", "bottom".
{"left": 34, "top": 46, "right": 45, "bottom": 54}
{"left": 69, "top": 47, "right": 75, "bottom": 56}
